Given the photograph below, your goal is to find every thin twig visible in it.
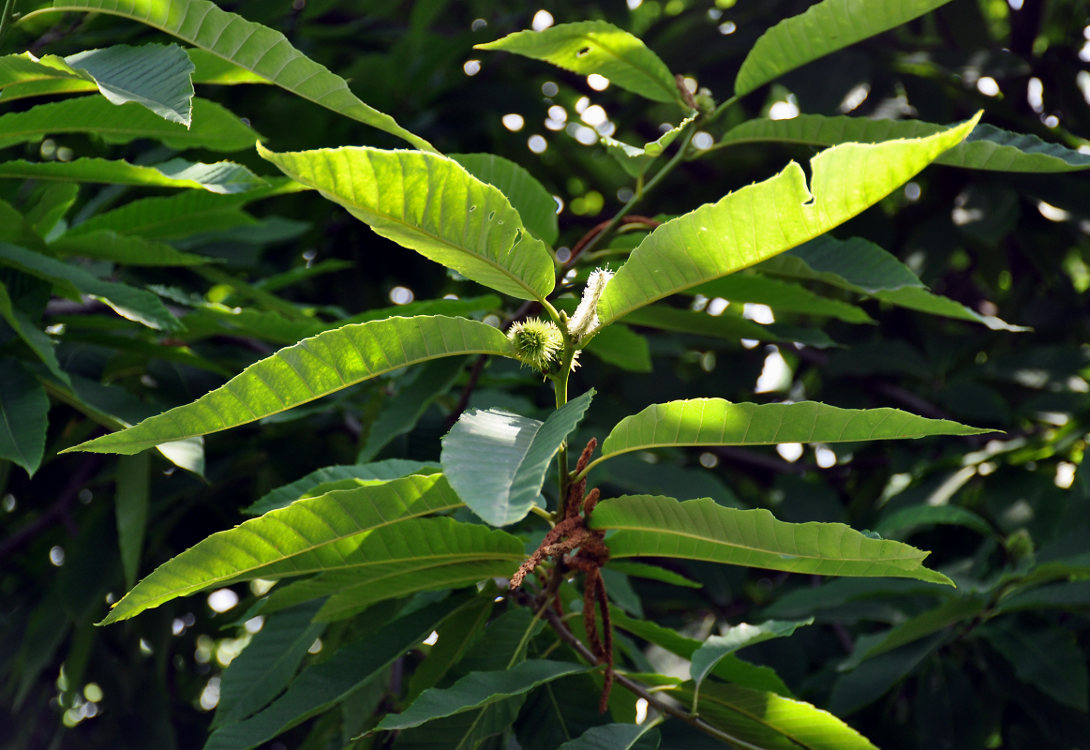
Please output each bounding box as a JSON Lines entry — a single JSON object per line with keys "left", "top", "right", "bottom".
{"left": 564, "top": 215, "right": 662, "bottom": 271}
{"left": 568, "top": 125, "right": 697, "bottom": 266}
{"left": 540, "top": 603, "right": 767, "bottom": 748}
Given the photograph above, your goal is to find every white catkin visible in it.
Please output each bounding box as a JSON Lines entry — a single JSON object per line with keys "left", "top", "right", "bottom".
{"left": 568, "top": 269, "right": 613, "bottom": 341}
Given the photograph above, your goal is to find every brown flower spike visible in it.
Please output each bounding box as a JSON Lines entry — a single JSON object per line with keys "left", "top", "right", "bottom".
{"left": 510, "top": 437, "right": 614, "bottom": 711}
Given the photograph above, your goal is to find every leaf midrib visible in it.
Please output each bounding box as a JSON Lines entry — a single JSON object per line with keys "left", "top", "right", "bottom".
{"left": 300, "top": 148, "right": 548, "bottom": 303}
{"left": 299, "top": 550, "right": 523, "bottom": 580}
{"left": 599, "top": 518, "right": 923, "bottom": 566}
{"left": 107, "top": 485, "right": 460, "bottom": 615}
{"left": 354, "top": 197, "right": 544, "bottom": 302}
{"left": 684, "top": 686, "right": 834, "bottom": 750}
{"left": 567, "top": 31, "right": 677, "bottom": 103}
{"left": 92, "top": 334, "right": 511, "bottom": 451}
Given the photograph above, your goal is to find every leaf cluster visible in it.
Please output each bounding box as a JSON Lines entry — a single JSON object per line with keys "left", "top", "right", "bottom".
{"left": 1, "top": 1, "right": 1088, "bottom": 749}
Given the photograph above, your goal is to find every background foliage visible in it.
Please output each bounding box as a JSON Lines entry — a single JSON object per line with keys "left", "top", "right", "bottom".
{"left": 1, "top": 1, "right": 1088, "bottom": 748}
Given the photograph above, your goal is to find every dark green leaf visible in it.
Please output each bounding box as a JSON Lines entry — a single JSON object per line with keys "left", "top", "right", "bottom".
{"left": 841, "top": 596, "right": 985, "bottom": 670}
{"left": 690, "top": 619, "right": 813, "bottom": 693}
{"left": 995, "top": 580, "right": 1090, "bottom": 614}
{"left": 202, "top": 596, "right": 460, "bottom": 750}
{"left": 557, "top": 724, "right": 659, "bottom": 750}
{"left": 0, "top": 95, "right": 259, "bottom": 151}
{"left": 605, "top": 561, "right": 702, "bottom": 589}
{"left": 212, "top": 601, "right": 326, "bottom": 728}
{"left": 0, "top": 281, "right": 69, "bottom": 384}
{"left": 0, "top": 157, "right": 266, "bottom": 194}
{"left": 50, "top": 230, "right": 214, "bottom": 267}
{"left": 63, "top": 190, "right": 266, "bottom": 242}
{"left": 719, "top": 116, "right": 1090, "bottom": 172}
{"left": 0, "top": 358, "right": 49, "bottom": 476}
{"left": 115, "top": 453, "right": 149, "bottom": 588}
{"left": 875, "top": 504, "right": 994, "bottom": 539}
{"left": 405, "top": 595, "right": 495, "bottom": 702}
{"left": 610, "top": 607, "right": 792, "bottom": 697}
{"left": 734, "top": 0, "right": 955, "bottom": 96}
{"left": 375, "top": 660, "right": 589, "bottom": 731}
{"left": 980, "top": 621, "right": 1089, "bottom": 710}
{"left": 759, "top": 236, "right": 1026, "bottom": 330}
{"left": 591, "top": 495, "right": 954, "bottom": 586}
{"left": 244, "top": 459, "right": 440, "bottom": 515}
{"left": 829, "top": 635, "right": 946, "bottom": 716}
{"left": 358, "top": 358, "right": 467, "bottom": 462}
{"left": 583, "top": 324, "right": 652, "bottom": 372}
{"left": 0, "top": 242, "right": 183, "bottom": 332}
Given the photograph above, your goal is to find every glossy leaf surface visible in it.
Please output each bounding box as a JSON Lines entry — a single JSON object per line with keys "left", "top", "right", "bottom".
{"left": 671, "top": 681, "right": 878, "bottom": 749}
{"left": 0, "top": 157, "right": 265, "bottom": 194}
{"left": 259, "top": 145, "right": 555, "bottom": 302}
{"left": 596, "top": 116, "right": 979, "bottom": 325}
{"left": 692, "top": 273, "right": 872, "bottom": 324}
{"left": 477, "top": 21, "right": 681, "bottom": 106}
{"left": 720, "top": 116, "right": 1090, "bottom": 172}
{"left": 0, "top": 95, "right": 258, "bottom": 151}
{"left": 99, "top": 474, "right": 463, "bottom": 623}
{"left": 451, "top": 153, "right": 559, "bottom": 244}
{"left": 734, "top": 0, "right": 955, "bottom": 96}
{"left": 599, "top": 399, "right": 992, "bottom": 463}
{"left": 67, "top": 316, "right": 513, "bottom": 455}
{"left": 592, "top": 495, "right": 954, "bottom": 585}
{"left": 244, "top": 459, "right": 439, "bottom": 515}
{"left": 273, "top": 517, "right": 525, "bottom": 621}
{"left": 39, "top": 0, "right": 434, "bottom": 150}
